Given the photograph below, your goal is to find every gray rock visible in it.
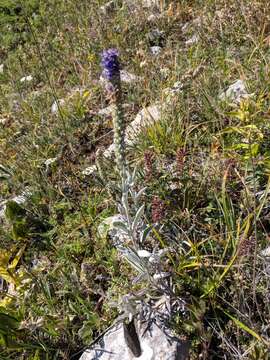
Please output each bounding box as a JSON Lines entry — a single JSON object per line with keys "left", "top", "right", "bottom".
{"left": 82, "top": 165, "right": 97, "bottom": 176}
{"left": 261, "top": 246, "right": 270, "bottom": 258}
{"left": 150, "top": 46, "right": 162, "bottom": 56}
{"left": 219, "top": 80, "right": 253, "bottom": 104}
{"left": 20, "top": 75, "right": 33, "bottom": 83}
{"left": 103, "top": 103, "right": 162, "bottom": 158}
{"left": 125, "top": 103, "right": 161, "bottom": 143}
{"left": 79, "top": 319, "right": 189, "bottom": 360}
{"left": 51, "top": 99, "right": 65, "bottom": 114}
{"left": 185, "top": 34, "right": 199, "bottom": 46}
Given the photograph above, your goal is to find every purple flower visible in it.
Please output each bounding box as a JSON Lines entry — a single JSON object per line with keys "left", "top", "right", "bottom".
{"left": 101, "top": 48, "right": 120, "bottom": 81}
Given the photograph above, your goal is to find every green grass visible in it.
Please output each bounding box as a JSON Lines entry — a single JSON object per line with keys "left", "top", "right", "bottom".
{"left": 1, "top": 0, "right": 270, "bottom": 358}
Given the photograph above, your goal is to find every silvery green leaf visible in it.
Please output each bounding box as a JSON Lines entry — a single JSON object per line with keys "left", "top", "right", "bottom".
{"left": 132, "top": 204, "right": 145, "bottom": 233}
{"left": 121, "top": 193, "right": 131, "bottom": 224}
{"left": 140, "top": 225, "right": 152, "bottom": 243}
{"left": 0, "top": 165, "right": 12, "bottom": 175}
{"left": 131, "top": 166, "right": 137, "bottom": 183}
{"left": 119, "top": 247, "right": 147, "bottom": 274}
{"left": 132, "top": 272, "right": 148, "bottom": 284}
{"left": 112, "top": 221, "right": 129, "bottom": 234}
{"left": 0, "top": 174, "right": 11, "bottom": 180}
{"left": 134, "top": 187, "right": 146, "bottom": 203}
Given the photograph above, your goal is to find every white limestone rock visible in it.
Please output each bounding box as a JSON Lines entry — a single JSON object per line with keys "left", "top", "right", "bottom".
{"left": 51, "top": 99, "right": 65, "bottom": 114}
{"left": 0, "top": 64, "right": 4, "bottom": 74}
{"left": 126, "top": 103, "right": 161, "bottom": 143}
{"left": 103, "top": 103, "right": 162, "bottom": 159}
{"left": 185, "top": 34, "right": 199, "bottom": 46}
{"left": 79, "top": 319, "right": 189, "bottom": 360}
{"left": 261, "top": 246, "right": 270, "bottom": 258}
{"left": 150, "top": 46, "right": 162, "bottom": 56}
{"left": 219, "top": 80, "right": 252, "bottom": 103}
{"left": 20, "top": 75, "right": 33, "bottom": 83}
{"left": 120, "top": 70, "right": 141, "bottom": 83}
{"left": 82, "top": 165, "right": 97, "bottom": 176}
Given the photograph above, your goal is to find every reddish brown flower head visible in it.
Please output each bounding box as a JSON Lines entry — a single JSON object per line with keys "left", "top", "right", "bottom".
{"left": 151, "top": 196, "right": 166, "bottom": 223}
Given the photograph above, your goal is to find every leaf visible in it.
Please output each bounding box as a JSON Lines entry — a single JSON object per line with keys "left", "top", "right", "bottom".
{"left": 0, "top": 313, "right": 19, "bottom": 333}
{"left": 132, "top": 204, "right": 145, "bottom": 233}
{"left": 9, "top": 244, "right": 26, "bottom": 271}
{"left": 140, "top": 225, "right": 152, "bottom": 243}
{"left": 0, "top": 268, "right": 16, "bottom": 284}
{"left": 220, "top": 308, "right": 262, "bottom": 341}
{"left": 112, "top": 221, "right": 129, "bottom": 234}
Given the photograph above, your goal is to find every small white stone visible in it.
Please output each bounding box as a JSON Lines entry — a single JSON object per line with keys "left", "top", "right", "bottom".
{"left": 147, "top": 13, "right": 161, "bottom": 22}
{"left": 20, "top": 75, "right": 33, "bottom": 83}
{"left": 51, "top": 99, "right": 65, "bottom": 114}
{"left": 120, "top": 70, "right": 140, "bottom": 83}
{"left": 103, "top": 103, "right": 162, "bottom": 159}
{"left": 153, "top": 272, "right": 170, "bottom": 280}
{"left": 99, "top": 70, "right": 140, "bottom": 88}
{"left": 82, "top": 165, "right": 97, "bottom": 176}
{"left": 163, "top": 81, "right": 184, "bottom": 99}
{"left": 137, "top": 249, "right": 152, "bottom": 258}
{"left": 261, "top": 246, "right": 270, "bottom": 257}
{"left": 185, "top": 34, "right": 199, "bottom": 46}
{"left": 44, "top": 157, "right": 57, "bottom": 167}
{"left": 103, "top": 144, "right": 115, "bottom": 159}
{"left": 0, "top": 64, "right": 4, "bottom": 74}
{"left": 98, "top": 104, "right": 115, "bottom": 116}
{"left": 98, "top": 214, "right": 129, "bottom": 245}
{"left": 150, "top": 46, "right": 162, "bottom": 56}
{"left": 219, "top": 80, "right": 252, "bottom": 103}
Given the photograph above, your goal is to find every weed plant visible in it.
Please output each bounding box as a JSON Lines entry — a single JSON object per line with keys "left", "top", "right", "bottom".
{"left": 1, "top": 0, "right": 270, "bottom": 359}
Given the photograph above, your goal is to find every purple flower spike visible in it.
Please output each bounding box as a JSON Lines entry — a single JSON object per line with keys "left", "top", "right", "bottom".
{"left": 101, "top": 48, "right": 120, "bottom": 82}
